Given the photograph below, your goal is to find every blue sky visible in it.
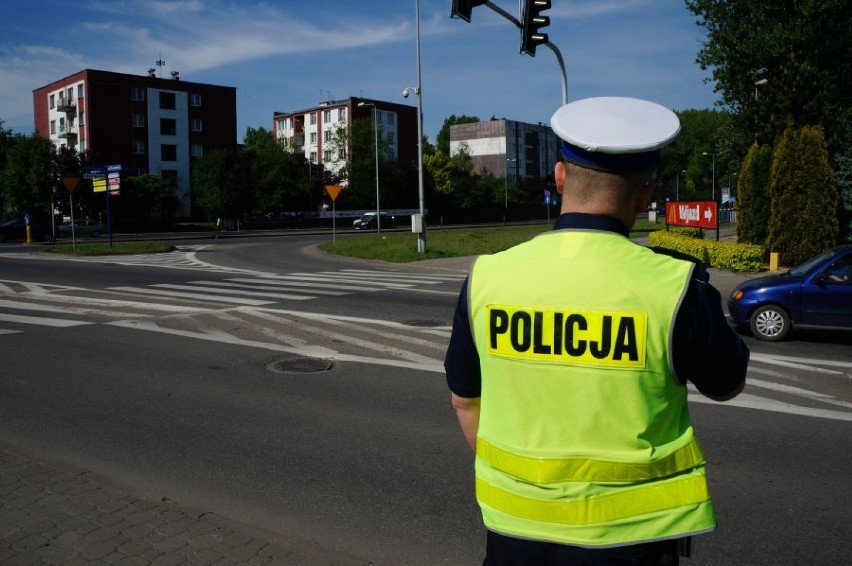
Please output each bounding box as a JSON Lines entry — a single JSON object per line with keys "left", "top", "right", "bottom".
{"left": 1, "top": 0, "right": 718, "bottom": 144}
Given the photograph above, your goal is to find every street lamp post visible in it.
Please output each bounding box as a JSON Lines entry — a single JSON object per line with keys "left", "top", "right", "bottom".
{"left": 402, "top": 0, "right": 426, "bottom": 253}
{"left": 357, "top": 101, "right": 381, "bottom": 235}
{"left": 676, "top": 169, "right": 685, "bottom": 201}
{"left": 703, "top": 152, "right": 719, "bottom": 241}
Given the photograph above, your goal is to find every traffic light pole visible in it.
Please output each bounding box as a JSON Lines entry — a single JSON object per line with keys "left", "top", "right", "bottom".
{"left": 482, "top": 1, "right": 567, "bottom": 104}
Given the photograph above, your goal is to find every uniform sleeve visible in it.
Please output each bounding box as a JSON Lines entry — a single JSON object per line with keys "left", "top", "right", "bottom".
{"left": 671, "top": 264, "right": 750, "bottom": 396}
{"left": 444, "top": 277, "right": 482, "bottom": 398}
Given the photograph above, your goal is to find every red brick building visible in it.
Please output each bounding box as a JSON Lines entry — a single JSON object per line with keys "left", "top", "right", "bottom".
{"left": 33, "top": 69, "right": 237, "bottom": 217}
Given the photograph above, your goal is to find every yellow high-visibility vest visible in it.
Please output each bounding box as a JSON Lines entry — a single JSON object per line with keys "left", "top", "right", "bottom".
{"left": 468, "top": 229, "right": 716, "bottom": 547}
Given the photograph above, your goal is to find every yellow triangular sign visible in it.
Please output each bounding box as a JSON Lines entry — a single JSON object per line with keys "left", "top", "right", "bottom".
{"left": 324, "top": 184, "right": 343, "bottom": 202}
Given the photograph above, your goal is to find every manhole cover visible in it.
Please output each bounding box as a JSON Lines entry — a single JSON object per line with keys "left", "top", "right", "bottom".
{"left": 403, "top": 319, "right": 443, "bottom": 327}
{"left": 267, "top": 357, "right": 333, "bottom": 374}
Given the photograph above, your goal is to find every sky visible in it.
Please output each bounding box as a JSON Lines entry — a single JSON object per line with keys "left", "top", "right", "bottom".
{"left": 0, "top": 0, "right": 719, "bottom": 144}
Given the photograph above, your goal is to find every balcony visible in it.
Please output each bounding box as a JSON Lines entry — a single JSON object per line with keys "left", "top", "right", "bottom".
{"left": 56, "top": 99, "right": 76, "bottom": 114}
{"left": 57, "top": 126, "right": 77, "bottom": 140}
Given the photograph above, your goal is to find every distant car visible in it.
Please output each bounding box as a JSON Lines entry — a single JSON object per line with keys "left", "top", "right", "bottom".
{"left": 727, "top": 244, "right": 852, "bottom": 341}
{"left": 57, "top": 220, "right": 106, "bottom": 238}
{"left": 353, "top": 212, "right": 395, "bottom": 230}
{"left": 0, "top": 218, "right": 53, "bottom": 243}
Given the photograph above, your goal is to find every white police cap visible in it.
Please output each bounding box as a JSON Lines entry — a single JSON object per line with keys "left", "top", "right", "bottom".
{"left": 550, "top": 97, "right": 680, "bottom": 172}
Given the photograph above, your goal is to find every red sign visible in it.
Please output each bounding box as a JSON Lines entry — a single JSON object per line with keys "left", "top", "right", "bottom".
{"left": 665, "top": 201, "right": 717, "bottom": 229}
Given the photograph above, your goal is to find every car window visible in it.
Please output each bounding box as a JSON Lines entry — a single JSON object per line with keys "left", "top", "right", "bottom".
{"left": 789, "top": 249, "right": 837, "bottom": 277}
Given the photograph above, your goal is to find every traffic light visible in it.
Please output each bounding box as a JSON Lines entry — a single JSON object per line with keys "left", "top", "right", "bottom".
{"left": 450, "top": 0, "right": 486, "bottom": 23}
{"left": 520, "top": 0, "right": 551, "bottom": 56}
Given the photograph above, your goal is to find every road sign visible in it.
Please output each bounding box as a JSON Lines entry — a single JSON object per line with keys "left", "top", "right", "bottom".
{"left": 93, "top": 179, "right": 108, "bottom": 193}
{"left": 62, "top": 176, "right": 81, "bottom": 194}
{"left": 325, "top": 184, "right": 343, "bottom": 202}
{"left": 665, "top": 201, "right": 717, "bottom": 229}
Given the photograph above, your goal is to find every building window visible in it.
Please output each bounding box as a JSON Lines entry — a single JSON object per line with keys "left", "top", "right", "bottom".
{"left": 376, "top": 111, "right": 383, "bottom": 123}
{"left": 338, "top": 148, "right": 347, "bottom": 159}
{"left": 310, "top": 132, "right": 317, "bottom": 144}
{"left": 79, "top": 111, "right": 85, "bottom": 126}
{"left": 309, "top": 113, "right": 317, "bottom": 125}
{"left": 160, "top": 118, "right": 177, "bottom": 136}
{"left": 49, "top": 94, "right": 55, "bottom": 109}
{"left": 323, "top": 110, "right": 332, "bottom": 122}
{"left": 59, "top": 117, "right": 65, "bottom": 132}
{"left": 50, "top": 120, "right": 56, "bottom": 135}
{"left": 338, "top": 108, "right": 346, "bottom": 120}
{"left": 190, "top": 93, "right": 202, "bottom": 107}
{"left": 67, "top": 87, "right": 74, "bottom": 100}
{"left": 132, "top": 87, "right": 145, "bottom": 101}
{"left": 79, "top": 140, "right": 86, "bottom": 153}
{"left": 191, "top": 144, "right": 203, "bottom": 157}
{"left": 310, "top": 151, "right": 317, "bottom": 163}
{"left": 159, "top": 92, "right": 176, "bottom": 110}
{"left": 387, "top": 113, "right": 395, "bottom": 125}
{"left": 133, "top": 114, "right": 145, "bottom": 128}
{"left": 387, "top": 132, "right": 395, "bottom": 144}
{"left": 323, "top": 130, "right": 332, "bottom": 142}
{"left": 161, "top": 144, "right": 177, "bottom": 161}
{"left": 191, "top": 118, "right": 202, "bottom": 132}
{"left": 77, "top": 84, "right": 84, "bottom": 99}
{"left": 133, "top": 140, "right": 145, "bottom": 154}
{"left": 324, "top": 150, "right": 332, "bottom": 161}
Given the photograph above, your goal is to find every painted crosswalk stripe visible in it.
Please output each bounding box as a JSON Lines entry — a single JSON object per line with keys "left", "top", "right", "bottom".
{"left": 243, "top": 276, "right": 386, "bottom": 292}
{"left": 107, "top": 287, "right": 275, "bottom": 305}
{"left": 0, "top": 313, "right": 92, "bottom": 327}
{"left": 188, "top": 280, "right": 347, "bottom": 296}
{"left": 274, "top": 273, "right": 415, "bottom": 288}
{"left": 150, "top": 284, "right": 314, "bottom": 301}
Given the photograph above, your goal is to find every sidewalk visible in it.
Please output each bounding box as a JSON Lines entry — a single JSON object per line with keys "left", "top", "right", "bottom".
{"left": 0, "top": 445, "right": 370, "bottom": 565}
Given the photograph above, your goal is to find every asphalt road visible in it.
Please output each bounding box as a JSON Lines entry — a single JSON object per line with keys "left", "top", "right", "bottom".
{"left": 1, "top": 234, "right": 850, "bottom": 564}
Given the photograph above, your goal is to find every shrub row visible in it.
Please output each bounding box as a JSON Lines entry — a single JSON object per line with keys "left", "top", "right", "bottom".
{"left": 647, "top": 231, "right": 765, "bottom": 273}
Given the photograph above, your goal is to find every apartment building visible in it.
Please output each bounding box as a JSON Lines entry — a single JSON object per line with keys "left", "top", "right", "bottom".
{"left": 33, "top": 69, "right": 237, "bottom": 217}
{"left": 449, "top": 119, "right": 559, "bottom": 185}
{"left": 273, "top": 97, "right": 418, "bottom": 178}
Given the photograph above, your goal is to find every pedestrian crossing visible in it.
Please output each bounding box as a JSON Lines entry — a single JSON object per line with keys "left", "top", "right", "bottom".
{"left": 3, "top": 268, "right": 850, "bottom": 423}
{"left": 0, "top": 267, "right": 466, "bottom": 326}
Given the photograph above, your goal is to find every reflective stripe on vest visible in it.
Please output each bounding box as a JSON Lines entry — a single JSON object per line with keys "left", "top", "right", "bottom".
{"left": 477, "top": 436, "right": 706, "bottom": 484}
{"left": 476, "top": 473, "right": 710, "bottom": 526}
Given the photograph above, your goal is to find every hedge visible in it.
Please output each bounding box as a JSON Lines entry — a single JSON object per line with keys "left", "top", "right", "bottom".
{"left": 647, "top": 231, "right": 765, "bottom": 273}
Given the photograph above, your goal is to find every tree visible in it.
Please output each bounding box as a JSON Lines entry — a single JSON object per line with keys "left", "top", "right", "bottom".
{"left": 735, "top": 144, "right": 772, "bottom": 246}
{"left": 435, "top": 115, "right": 480, "bottom": 156}
{"left": 685, "top": 0, "right": 851, "bottom": 156}
{"left": 191, "top": 148, "right": 254, "bottom": 219}
{"left": 835, "top": 153, "right": 852, "bottom": 243}
{"left": 115, "top": 175, "right": 172, "bottom": 229}
{"left": 766, "top": 125, "right": 838, "bottom": 265}
{"left": 0, "top": 133, "right": 54, "bottom": 218}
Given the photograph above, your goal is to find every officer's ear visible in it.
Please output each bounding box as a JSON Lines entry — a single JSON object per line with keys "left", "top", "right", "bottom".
{"left": 634, "top": 178, "right": 654, "bottom": 213}
{"left": 554, "top": 161, "right": 566, "bottom": 194}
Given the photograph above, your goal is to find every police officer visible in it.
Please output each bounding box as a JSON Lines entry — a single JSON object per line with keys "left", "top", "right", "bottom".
{"left": 444, "top": 97, "right": 749, "bottom": 565}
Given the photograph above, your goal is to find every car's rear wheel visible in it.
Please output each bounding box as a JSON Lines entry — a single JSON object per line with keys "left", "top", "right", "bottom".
{"left": 750, "top": 305, "right": 791, "bottom": 341}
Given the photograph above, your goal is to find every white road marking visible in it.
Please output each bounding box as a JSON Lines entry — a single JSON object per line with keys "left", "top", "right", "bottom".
{"left": 0, "top": 329, "right": 22, "bottom": 335}
{"left": 107, "top": 319, "right": 444, "bottom": 373}
{"left": 746, "top": 377, "right": 852, "bottom": 409}
{"left": 750, "top": 353, "right": 851, "bottom": 376}
{"left": 188, "top": 280, "right": 347, "bottom": 296}
{"left": 107, "top": 287, "right": 274, "bottom": 305}
{"left": 237, "top": 276, "right": 386, "bottom": 292}
{"left": 689, "top": 391, "right": 852, "bottom": 422}
{"left": 150, "top": 283, "right": 314, "bottom": 301}
{"left": 0, "top": 313, "right": 92, "bottom": 327}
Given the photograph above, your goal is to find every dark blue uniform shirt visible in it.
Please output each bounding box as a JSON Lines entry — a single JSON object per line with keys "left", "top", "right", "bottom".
{"left": 444, "top": 213, "right": 749, "bottom": 398}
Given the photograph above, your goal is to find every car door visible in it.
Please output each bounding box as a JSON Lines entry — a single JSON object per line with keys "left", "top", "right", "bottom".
{"left": 800, "top": 252, "right": 852, "bottom": 329}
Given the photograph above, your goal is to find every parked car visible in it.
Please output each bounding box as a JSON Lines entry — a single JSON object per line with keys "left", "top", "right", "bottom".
{"left": 57, "top": 220, "right": 106, "bottom": 238}
{"left": 353, "top": 212, "right": 395, "bottom": 230}
{"left": 0, "top": 217, "right": 53, "bottom": 243}
{"left": 727, "top": 244, "right": 852, "bottom": 341}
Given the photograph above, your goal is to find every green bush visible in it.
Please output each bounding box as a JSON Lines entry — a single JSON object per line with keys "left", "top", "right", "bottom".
{"left": 648, "top": 231, "right": 764, "bottom": 272}
{"left": 668, "top": 226, "right": 704, "bottom": 239}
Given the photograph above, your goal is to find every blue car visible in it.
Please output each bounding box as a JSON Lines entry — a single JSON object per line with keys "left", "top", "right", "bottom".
{"left": 727, "top": 244, "right": 852, "bottom": 341}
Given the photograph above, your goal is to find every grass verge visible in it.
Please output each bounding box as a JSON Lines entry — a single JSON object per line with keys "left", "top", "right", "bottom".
{"left": 319, "top": 220, "right": 662, "bottom": 263}
{"left": 41, "top": 241, "right": 176, "bottom": 255}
